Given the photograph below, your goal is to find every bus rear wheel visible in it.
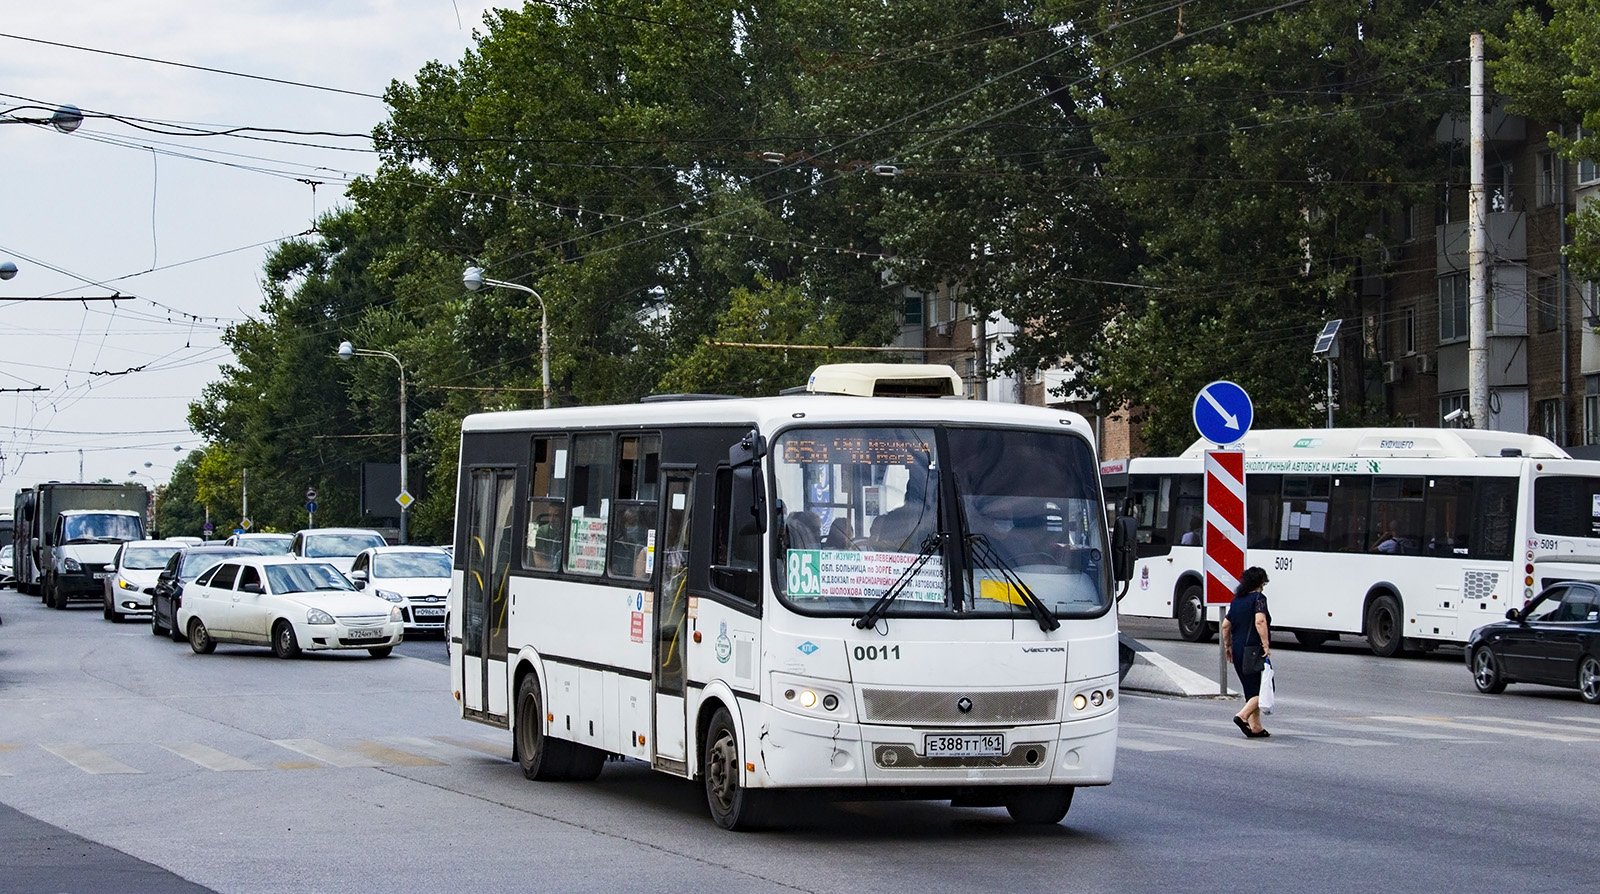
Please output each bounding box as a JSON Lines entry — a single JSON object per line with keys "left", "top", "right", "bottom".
{"left": 703, "top": 706, "right": 771, "bottom": 831}
{"left": 1004, "top": 786, "right": 1074, "bottom": 825}
{"left": 1365, "top": 594, "right": 1404, "bottom": 658}
{"left": 1176, "top": 584, "right": 1213, "bottom": 643}
{"left": 514, "top": 674, "right": 577, "bottom": 781}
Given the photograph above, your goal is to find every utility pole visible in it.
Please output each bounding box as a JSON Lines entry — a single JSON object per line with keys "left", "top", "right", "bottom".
{"left": 242, "top": 468, "right": 249, "bottom": 530}
{"left": 1468, "top": 32, "right": 1490, "bottom": 429}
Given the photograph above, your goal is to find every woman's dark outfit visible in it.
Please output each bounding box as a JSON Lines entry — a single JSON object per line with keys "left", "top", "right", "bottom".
{"left": 1227, "top": 591, "right": 1271, "bottom": 698}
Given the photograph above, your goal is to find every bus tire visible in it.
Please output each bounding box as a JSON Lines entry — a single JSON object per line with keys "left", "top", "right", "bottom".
{"left": 1004, "top": 786, "right": 1074, "bottom": 825}
{"left": 565, "top": 745, "right": 607, "bottom": 781}
{"left": 1293, "top": 630, "right": 1330, "bottom": 649}
{"left": 703, "top": 706, "right": 771, "bottom": 831}
{"left": 514, "top": 674, "right": 575, "bottom": 781}
{"left": 1365, "top": 594, "right": 1404, "bottom": 658}
{"left": 1176, "top": 584, "right": 1212, "bottom": 643}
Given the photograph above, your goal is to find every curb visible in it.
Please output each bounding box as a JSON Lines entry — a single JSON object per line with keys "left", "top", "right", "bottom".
{"left": 1119, "top": 632, "right": 1235, "bottom": 698}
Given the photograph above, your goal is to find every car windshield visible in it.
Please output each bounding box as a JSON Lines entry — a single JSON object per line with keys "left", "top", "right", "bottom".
{"left": 305, "top": 533, "right": 385, "bottom": 558}
{"left": 771, "top": 425, "right": 1109, "bottom": 620}
{"left": 63, "top": 514, "right": 142, "bottom": 543}
{"left": 178, "top": 550, "right": 253, "bottom": 580}
{"left": 124, "top": 546, "right": 181, "bottom": 570}
{"left": 234, "top": 535, "right": 293, "bottom": 555}
{"left": 267, "top": 562, "right": 357, "bottom": 594}
{"left": 373, "top": 552, "right": 451, "bottom": 579}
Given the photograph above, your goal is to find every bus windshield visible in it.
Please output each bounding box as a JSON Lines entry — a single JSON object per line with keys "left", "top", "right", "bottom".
{"left": 772, "top": 425, "right": 1108, "bottom": 619}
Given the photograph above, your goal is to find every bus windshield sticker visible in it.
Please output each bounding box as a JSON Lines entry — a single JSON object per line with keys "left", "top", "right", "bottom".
{"left": 789, "top": 549, "right": 943, "bottom": 602}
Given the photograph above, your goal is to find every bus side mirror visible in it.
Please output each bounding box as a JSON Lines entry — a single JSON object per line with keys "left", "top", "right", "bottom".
{"left": 1111, "top": 514, "right": 1138, "bottom": 582}
{"left": 729, "top": 431, "right": 768, "bottom": 535}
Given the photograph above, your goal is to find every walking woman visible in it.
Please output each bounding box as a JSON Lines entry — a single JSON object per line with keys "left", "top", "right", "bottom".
{"left": 1222, "top": 566, "right": 1272, "bottom": 738}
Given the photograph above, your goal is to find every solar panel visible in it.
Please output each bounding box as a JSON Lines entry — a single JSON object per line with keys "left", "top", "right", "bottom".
{"left": 1312, "top": 319, "right": 1342, "bottom": 355}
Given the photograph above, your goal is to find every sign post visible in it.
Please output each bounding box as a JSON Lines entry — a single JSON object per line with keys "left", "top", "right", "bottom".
{"left": 1194, "top": 380, "right": 1253, "bottom": 695}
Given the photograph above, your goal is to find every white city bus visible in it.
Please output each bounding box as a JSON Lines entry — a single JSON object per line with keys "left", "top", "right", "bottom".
{"left": 1104, "top": 428, "right": 1600, "bottom": 656}
{"left": 449, "top": 364, "right": 1128, "bottom": 829}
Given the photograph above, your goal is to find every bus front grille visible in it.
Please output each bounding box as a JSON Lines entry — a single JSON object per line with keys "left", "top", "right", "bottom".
{"left": 860, "top": 688, "right": 1059, "bottom": 725}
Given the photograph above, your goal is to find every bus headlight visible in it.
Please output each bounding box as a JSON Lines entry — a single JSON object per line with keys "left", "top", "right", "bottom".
{"left": 774, "top": 674, "right": 848, "bottom": 718}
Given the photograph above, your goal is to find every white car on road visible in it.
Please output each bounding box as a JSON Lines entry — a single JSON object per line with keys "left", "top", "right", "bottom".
{"left": 101, "top": 539, "right": 186, "bottom": 621}
{"left": 177, "top": 556, "right": 403, "bottom": 659}
{"left": 348, "top": 546, "right": 451, "bottom": 635}
{"left": 289, "top": 527, "right": 387, "bottom": 572}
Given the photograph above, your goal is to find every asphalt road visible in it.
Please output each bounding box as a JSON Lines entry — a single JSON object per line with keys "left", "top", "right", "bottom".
{"left": 3, "top": 589, "right": 1597, "bottom": 893}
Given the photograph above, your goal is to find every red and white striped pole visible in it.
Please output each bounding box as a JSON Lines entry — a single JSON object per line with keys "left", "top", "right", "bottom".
{"left": 1205, "top": 449, "right": 1245, "bottom": 693}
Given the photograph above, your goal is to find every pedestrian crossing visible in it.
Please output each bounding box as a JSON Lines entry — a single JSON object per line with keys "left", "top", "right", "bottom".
{"left": 0, "top": 735, "right": 510, "bottom": 778}
{"left": 1119, "top": 712, "right": 1600, "bottom": 753}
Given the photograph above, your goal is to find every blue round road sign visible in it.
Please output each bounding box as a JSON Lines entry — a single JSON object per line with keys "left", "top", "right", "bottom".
{"left": 1193, "top": 380, "right": 1254, "bottom": 446}
{"left": 306, "top": 501, "right": 318, "bottom": 513}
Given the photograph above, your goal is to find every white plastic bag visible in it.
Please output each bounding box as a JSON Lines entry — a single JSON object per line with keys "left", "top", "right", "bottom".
{"left": 1259, "top": 658, "right": 1276, "bottom": 714}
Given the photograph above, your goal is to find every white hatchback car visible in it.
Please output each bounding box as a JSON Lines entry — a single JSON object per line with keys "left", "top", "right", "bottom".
{"left": 177, "top": 556, "right": 404, "bottom": 658}
{"left": 290, "top": 528, "right": 388, "bottom": 572}
{"left": 348, "top": 546, "right": 451, "bottom": 635}
{"left": 102, "top": 539, "right": 186, "bottom": 622}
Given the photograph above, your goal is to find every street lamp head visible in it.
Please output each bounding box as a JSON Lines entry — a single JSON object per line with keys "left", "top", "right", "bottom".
{"left": 0, "top": 260, "right": 16, "bottom": 281}
{"left": 337, "top": 340, "right": 355, "bottom": 361}
{"left": 51, "top": 104, "right": 84, "bottom": 134}
{"left": 463, "top": 266, "right": 485, "bottom": 292}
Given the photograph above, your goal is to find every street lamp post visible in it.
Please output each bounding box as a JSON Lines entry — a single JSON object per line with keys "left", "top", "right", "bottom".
{"left": 130, "top": 467, "right": 161, "bottom": 538}
{"left": 4, "top": 104, "right": 82, "bottom": 282}
{"left": 337, "top": 341, "right": 409, "bottom": 544}
{"left": 462, "top": 266, "right": 550, "bottom": 409}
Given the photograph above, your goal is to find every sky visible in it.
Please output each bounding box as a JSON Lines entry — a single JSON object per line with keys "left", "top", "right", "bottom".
{"left": 0, "top": 0, "right": 501, "bottom": 497}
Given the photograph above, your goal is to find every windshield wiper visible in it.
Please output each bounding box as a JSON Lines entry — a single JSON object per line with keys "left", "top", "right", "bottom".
{"left": 967, "top": 535, "right": 1059, "bottom": 632}
{"left": 854, "top": 533, "right": 945, "bottom": 629}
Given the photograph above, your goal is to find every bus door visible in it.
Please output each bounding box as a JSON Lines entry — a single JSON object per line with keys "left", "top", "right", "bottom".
{"left": 652, "top": 468, "right": 694, "bottom": 772}
{"left": 462, "top": 467, "right": 517, "bottom": 726}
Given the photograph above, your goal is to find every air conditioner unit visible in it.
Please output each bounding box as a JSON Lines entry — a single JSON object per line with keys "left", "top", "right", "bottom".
{"left": 1417, "top": 353, "right": 1433, "bottom": 374}
{"left": 935, "top": 321, "right": 953, "bottom": 337}
{"left": 1384, "top": 361, "right": 1403, "bottom": 384}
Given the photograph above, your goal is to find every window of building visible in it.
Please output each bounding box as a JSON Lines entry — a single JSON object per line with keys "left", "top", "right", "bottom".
{"left": 1439, "top": 273, "right": 1468, "bottom": 342}
{"left": 1536, "top": 275, "right": 1559, "bottom": 332}
{"left": 1537, "top": 152, "right": 1559, "bottom": 207}
{"left": 1581, "top": 157, "right": 1600, "bottom": 186}
{"left": 1586, "top": 375, "right": 1600, "bottom": 445}
{"left": 902, "top": 293, "right": 922, "bottom": 326}
{"left": 1538, "top": 398, "right": 1563, "bottom": 443}
{"left": 1399, "top": 306, "right": 1416, "bottom": 355}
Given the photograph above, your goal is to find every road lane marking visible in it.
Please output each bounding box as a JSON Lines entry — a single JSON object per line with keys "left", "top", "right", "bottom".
{"left": 160, "top": 743, "right": 263, "bottom": 772}
{"left": 384, "top": 736, "right": 470, "bottom": 763}
{"left": 1297, "top": 718, "right": 1487, "bottom": 742}
{"left": 349, "top": 740, "right": 444, "bottom": 767}
{"left": 271, "top": 739, "right": 382, "bottom": 768}
{"left": 431, "top": 735, "right": 512, "bottom": 760}
{"left": 41, "top": 743, "right": 142, "bottom": 774}
{"left": 1121, "top": 723, "right": 1286, "bottom": 749}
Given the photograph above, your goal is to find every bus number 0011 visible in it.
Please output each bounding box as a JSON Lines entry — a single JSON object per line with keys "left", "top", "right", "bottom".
{"left": 853, "top": 645, "right": 901, "bottom": 661}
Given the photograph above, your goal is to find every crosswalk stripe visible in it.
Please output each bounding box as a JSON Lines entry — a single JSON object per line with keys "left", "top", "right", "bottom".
{"left": 385, "top": 736, "right": 473, "bottom": 763}
{"left": 41, "top": 743, "right": 142, "bottom": 774}
{"left": 1370, "top": 715, "right": 1600, "bottom": 743}
{"left": 160, "top": 743, "right": 263, "bottom": 772}
{"left": 1118, "top": 739, "right": 1187, "bottom": 752}
{"left": 1121, "top": 723, "right": 1286, "bottom": 749}
{"left": 271, "top": 739, "right": 382, "bottom": 768}
{"left": 431, "top": 735, "right": 511, "bottom": 760}
{"left": 1295, "top": 717, "right": 1486, "bottom": 742}
{"left": 349, "top": 740, "right": 444, "bottom": 767}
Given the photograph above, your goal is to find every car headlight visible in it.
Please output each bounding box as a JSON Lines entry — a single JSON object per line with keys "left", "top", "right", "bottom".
{"left": 306, "top": 608, "right": 336, "bottom": 625}
{"left": 63, "top": 557, "right": 82, "bottom": 572}
{"left": 118, "top": 578, "right": 138, "bottom": 590}
{"left": 375, "top": 588, "right": 404, "bottom": 603}
{"left": 390, "top": 607, "right": 403, "bottom": 622}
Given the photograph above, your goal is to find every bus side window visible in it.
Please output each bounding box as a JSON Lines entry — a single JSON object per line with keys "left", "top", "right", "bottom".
{"left": 1246, "top": 474, "right": 1282, "bottom": 549}
{"left": 1279, "top": 476, "right": 1331, "bottom": 552}
{"left": 712, "top": 466, "right": 761, "bottom": 604}
{"left": 1472, "top": 478, "right": 1518, "bottom": 561}
{"left": 609, "top": 434, "right": 661, "bottom": 580}
{"left": 566, "top": 433, "right": 614, "bottom": 576}
{"left": 1424, "top": 476, "right": 1474, "bottom": 557}
{"left": 525, "top": 434, "right": 569, "bottom": 571}
{"left": 1328, "top": 476, "right": 1369, "bottom": 552}
{"left": 1370, "top": 476, "right": 1426, "bottom": 555}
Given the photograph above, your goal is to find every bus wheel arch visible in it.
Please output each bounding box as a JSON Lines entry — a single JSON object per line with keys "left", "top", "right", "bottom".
{"left": 1175, "top": 576, "right": 1213, "bottom": 643}
{"left": 1363, "top": 588, "right": 1406, "bottom": 658}
{"left": 697, "top": 695, "right": 771, "bottom": 831}
{"left": 512, "top": 657, "right": 577, "bottom": 781}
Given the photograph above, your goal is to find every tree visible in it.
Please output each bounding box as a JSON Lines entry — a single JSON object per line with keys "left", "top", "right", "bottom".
{"left": 1493, "top": 0, "right": 1600, "bottom": 278}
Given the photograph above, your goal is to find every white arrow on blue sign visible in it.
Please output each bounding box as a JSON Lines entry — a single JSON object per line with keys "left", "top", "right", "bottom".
{"left": 1192, "top": 380, "right": 1254, "bottom": 446}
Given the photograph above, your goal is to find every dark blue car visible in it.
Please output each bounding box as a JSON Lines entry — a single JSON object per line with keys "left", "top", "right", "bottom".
{"left": 1467, "top": 582, "right": 1600, "bottom": 704}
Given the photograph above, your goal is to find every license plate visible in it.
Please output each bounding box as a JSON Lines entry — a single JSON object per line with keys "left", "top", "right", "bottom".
{"left": 413, "top": 608, "right": 444, "bottom": 618}
{"left": 94, "top": 572, "right": 112, "bottom": 579}
{"left": 923, "top": 733, "right": 1005, "bottom": 757}
{"left": 345, "top": 627, "right": 385, "bottom": 639}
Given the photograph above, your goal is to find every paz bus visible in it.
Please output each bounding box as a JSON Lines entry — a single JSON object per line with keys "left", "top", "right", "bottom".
{"left": 1104, "top": 427, "right": 1600, "bottom": 656}
{"left": 448, "top": 364, "right": 1130, "bottom": 829}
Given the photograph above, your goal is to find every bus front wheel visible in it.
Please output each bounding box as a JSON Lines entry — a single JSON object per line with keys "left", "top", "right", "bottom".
{"left": 1365, "top": 594, "right": 1405, "bottom": 658}
{"left": 515, "top": 674, "right": 577, "bottom": 781}
{"left": 1176, "top": 585, "right": 1213, "bottom": 643}
{"left": 703, "top": 706, "right": 772, "bottom": 831}
{"left": 1004, "top": 786, "right": 1074, "bottom": 825}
